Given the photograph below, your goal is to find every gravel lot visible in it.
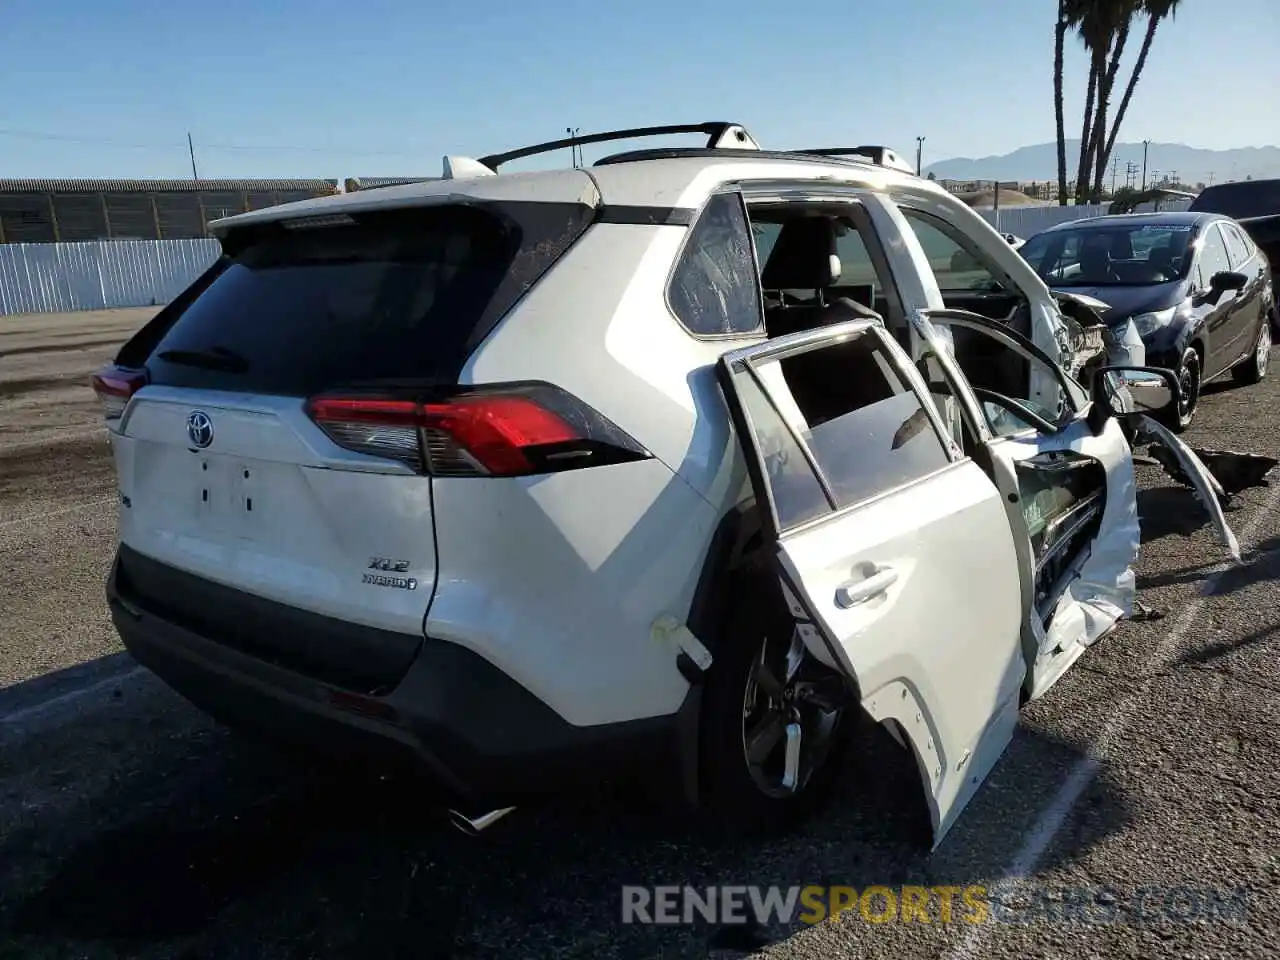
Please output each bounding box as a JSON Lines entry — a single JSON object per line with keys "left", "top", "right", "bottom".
{"left": 1, "top": 308, "right": 1278, "bottom": 959}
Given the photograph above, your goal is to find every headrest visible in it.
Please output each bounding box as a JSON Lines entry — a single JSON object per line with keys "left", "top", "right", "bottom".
{"left": 760, "top": 217, "right": 841, "bottom": 290}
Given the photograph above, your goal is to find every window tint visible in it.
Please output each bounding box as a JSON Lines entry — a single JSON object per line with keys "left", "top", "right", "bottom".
{"left": 1019, "top": 223, "right": 1194, "bottom": 286}
{"left": 133, "top": 202, "right": 595, "bottom": 396}
{"left": 733, "top": 368, "right": 831, "bottom": 531}
{"left": 900, "top": 209, "right": 1005, "bottom": 293}
{"left": 732, "top": 330, "right": 951, "bottom": 530}
{"left": 1199, "top": 225, "right": 1233, "bottom": 287}
{"left": 1221, "top": 223, "right": 1252, "bottom": 269}
{"left": 668, "top": 192, "right": 764, "bottom": 337}
{"left": 752, "top": 221, "right": 781, "bottom": 268}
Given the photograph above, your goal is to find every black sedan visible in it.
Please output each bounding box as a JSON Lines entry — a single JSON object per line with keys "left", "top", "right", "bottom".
{"left": 1019, "top": 212, "right": 1275, "bottom": 430}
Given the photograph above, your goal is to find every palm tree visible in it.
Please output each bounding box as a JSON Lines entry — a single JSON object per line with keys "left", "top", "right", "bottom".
{"left": 1069, "top": 0, "right": 1136, "bottom": 203}
{"left": 1054, "top": 0, "right": 1070, "bottom": 204}
{"left": 1090, "top": 7, "right": 1134, "bottom": 198}
{"left": 1098, "top": 0, "right": 1183, "bottom": 174}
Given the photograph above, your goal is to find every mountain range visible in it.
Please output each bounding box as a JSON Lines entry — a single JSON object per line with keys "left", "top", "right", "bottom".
{"left": 924, "top": 141, "right": 1280, "bottom": 187}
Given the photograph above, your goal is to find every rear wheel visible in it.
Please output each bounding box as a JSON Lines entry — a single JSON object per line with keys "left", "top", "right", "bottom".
{"left": 698, "top": 565, "right": 850, "bottom": 836}
{"left": 1159, "top": 347, "right": 1201, "bottom": 433}
{"left": 1233, "top": 317, "right": 1272, "bottom": 385}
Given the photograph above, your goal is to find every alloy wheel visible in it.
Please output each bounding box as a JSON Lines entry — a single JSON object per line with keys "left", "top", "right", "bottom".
{"left": 741, "top": 628, "right": 845, "bottom": 799}
{"left": 1178, "top": 353, "right": 1201, "bottom": 422}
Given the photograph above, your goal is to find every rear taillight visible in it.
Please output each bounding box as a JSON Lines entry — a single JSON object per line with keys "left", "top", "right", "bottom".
{"left": 305, "top": 383, "right": 652, "bottom": 477}
{"left": 91, "top": 365, "right": 147, "bottom": 421}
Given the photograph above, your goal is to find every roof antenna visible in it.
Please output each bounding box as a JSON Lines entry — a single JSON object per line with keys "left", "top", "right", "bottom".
{"left": 442, "top": 155, "right": 497, "bottom": 179}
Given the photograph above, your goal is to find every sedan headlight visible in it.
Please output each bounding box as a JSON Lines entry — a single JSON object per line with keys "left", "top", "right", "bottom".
{"left": 1132, "top": 307, "right": 1176, "bottom": 337}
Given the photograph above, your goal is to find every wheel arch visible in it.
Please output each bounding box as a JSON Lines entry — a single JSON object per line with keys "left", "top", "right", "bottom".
{"left": 673, "top": 500, "right": 768, "bottom": 806}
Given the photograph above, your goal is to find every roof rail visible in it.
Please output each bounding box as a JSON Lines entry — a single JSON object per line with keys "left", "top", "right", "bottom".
{"left": 477, "top": 122, "right": 760, "bottom": 171}
{"left": 788, "top": 146, "right": 916, "bottom": 175}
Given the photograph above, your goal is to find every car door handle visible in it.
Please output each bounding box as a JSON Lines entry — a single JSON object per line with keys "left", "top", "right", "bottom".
{"left": 834, "top": 567, "right": 898, "bottom": 608}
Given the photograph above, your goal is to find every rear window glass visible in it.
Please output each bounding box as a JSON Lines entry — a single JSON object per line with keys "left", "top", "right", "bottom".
{"left": 1189, "top": 181, "right": 1280, "bottom": 219}
{"left": 129, "top": 202, "right": 594, "bottom": 396}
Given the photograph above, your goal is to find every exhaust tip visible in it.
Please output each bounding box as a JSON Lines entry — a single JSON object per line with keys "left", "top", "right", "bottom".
{"left": 447, "top": 806, "right": 517, "bottom": 836}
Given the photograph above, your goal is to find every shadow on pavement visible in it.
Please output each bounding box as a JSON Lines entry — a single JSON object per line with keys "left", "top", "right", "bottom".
{"left": 2, "top": 713, "right": 1135, "bottom": 960}
{"left": 1135, "top": 485, "right": 1219, "bottom": 544}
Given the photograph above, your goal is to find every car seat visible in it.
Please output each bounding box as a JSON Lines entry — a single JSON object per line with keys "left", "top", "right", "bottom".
{"left": 760, "top": 217, "right": 842, "bottom": 338}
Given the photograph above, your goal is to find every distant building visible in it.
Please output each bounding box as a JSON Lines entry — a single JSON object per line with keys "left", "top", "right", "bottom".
{"left": 0, "top": 178, "right": 340, "bottom": 244}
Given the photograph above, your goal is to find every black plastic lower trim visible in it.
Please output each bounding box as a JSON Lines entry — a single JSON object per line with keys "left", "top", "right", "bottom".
{"left": 114, "top": 544, "right": 421, "bottom": 694}
{"left": 107, "top": 549, "right": 682, "bottom": 802}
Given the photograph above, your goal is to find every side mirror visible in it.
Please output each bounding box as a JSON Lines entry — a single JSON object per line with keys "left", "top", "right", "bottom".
{"left": 1210, "top": 270, "right": 1248, "bottom": 293}
{"left": 1087, "top": 365, "right": 1182, "bottom": 435}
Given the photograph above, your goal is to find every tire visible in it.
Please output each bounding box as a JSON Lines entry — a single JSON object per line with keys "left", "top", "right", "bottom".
{"left": 1232, "top": 317, "right": 1271, "bottom": 386}
{"left": 1158, "top": 347, "right": 1201, "bottom": 433}
{"left": 697, "top": 562, "right": 850, "bottom": 837}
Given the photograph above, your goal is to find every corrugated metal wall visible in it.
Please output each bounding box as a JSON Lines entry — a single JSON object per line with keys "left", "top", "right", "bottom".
{"left": 0, "top": 239, "right": 220, "bottom": 315}
{"left": 0, "top": 200, "right": 1194, "bottom": 317}
{"left": 0, "top": 180, "right": 339, "bottom": 244}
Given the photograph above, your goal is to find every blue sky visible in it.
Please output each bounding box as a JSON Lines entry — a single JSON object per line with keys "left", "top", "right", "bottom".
{"left": 1, "top": 0, "right": 1275, "bottom": 179}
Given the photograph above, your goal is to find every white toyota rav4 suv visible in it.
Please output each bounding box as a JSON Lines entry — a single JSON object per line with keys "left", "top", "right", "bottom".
{"left": 94, "top": 122, "right": 1223, "bottom": 847}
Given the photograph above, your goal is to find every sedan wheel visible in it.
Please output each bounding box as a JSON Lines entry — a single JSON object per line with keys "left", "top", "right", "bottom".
{"left": 1233, "top": 318, "right": 1271, "bottom": 386}
{"left": 1161, "top": 348, "right": 1201, "bottom": 433}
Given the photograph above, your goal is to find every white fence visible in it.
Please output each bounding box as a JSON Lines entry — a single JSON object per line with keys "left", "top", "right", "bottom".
{"left": 977, "top": 204, "right": 1107, "bottom": 236}
{"left": 976, "top": 198, "right": 1193, "bottom": 238}
{"left": 0, "top": 239, "right": 220, "bottom": 316}
{"left": 0, "top": 197, "right": 1199, "bottom": 316}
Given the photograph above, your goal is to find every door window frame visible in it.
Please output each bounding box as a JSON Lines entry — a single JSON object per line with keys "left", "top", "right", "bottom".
{"left": 717, "top": 317, "right": 967, "bottom": 543}
{"left": 1197, "top": 222, "right": 1233, "bottom": 287}
{"left": 908, "top": 308, "right": 1086, "bottom": 439}
{"left": 1221, "top": 221, "right": 1253, "bottom": 271}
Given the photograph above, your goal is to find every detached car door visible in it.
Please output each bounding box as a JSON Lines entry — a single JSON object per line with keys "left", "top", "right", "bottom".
{"left": 716, "top": 317, "right": 1026, "bottom": 847}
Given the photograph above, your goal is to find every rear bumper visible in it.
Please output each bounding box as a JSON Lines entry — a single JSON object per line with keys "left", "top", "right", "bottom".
{"left": 107, "top": 548, "right": 679, "bottom": 804}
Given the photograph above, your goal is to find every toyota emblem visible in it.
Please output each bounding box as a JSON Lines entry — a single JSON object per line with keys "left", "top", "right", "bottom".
{"left": 186, "top": 410, "right": 214, "bottom": 448}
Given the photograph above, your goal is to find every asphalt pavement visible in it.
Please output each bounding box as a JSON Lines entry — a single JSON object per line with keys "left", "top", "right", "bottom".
{"left": 0, "top": 308, "right": 1277, "bottom": 959}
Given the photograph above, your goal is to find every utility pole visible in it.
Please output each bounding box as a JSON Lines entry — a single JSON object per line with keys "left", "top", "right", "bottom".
{"left": 1111, "top": 159, "right": 1119, "bottom": 196}
{"left": 916, "top": 136, "right": 926, "bottom": 176}
{"left": 1125, "top": 161, "right": 1138, "bottom": 190}
{"left": 187, "top": 131, "right": 199, "bottom": 180}
{"left": 1169, "top": 170, "right": 1179, "bottom": 188}
{"left": 1208, "top": 172, "right": 1215, "bottom": 185}
{"left": 1141, "top": 139, "right": 1150, "bottom": 191}
{"left": 565, "top": 127, "right": 581, "bottom": 168}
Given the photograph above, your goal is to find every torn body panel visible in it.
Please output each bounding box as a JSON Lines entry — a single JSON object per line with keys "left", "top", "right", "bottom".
{"left": 908, "top": 309, "right": 1139, "bottom": 699}
{"left": 1139, "top": 417, "right": 1241, "bottom": 562}
{"left": 989, "top": 417, "right": 1140, "bottom": 697}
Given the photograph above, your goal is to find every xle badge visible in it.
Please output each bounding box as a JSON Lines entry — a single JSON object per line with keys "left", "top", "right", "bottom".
{"left": 364, "top": 557, "right": 416, "bottom": 590}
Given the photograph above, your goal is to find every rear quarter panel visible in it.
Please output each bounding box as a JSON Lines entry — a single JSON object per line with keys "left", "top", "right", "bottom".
{"left": 439, "top": 222, "right": 762, "bottom": 726}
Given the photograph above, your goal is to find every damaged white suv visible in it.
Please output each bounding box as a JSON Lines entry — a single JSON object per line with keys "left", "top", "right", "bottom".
{"left": 93, "top": 122, "right": 1226, "bottom": 847}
